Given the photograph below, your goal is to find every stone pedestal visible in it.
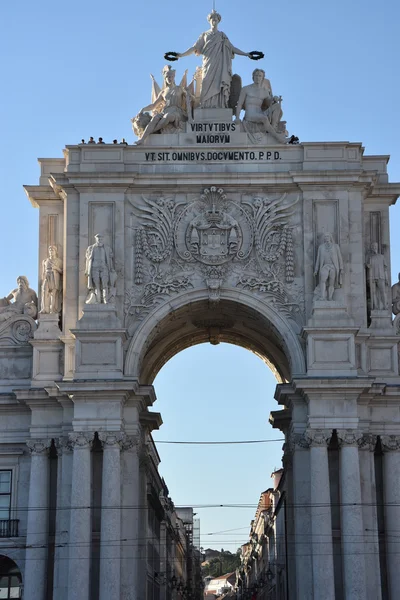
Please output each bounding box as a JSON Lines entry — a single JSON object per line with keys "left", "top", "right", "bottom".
{"left": 72, "top": 305, "right": 127, "bottom": 379}
{"left": 338, "top": 431, "right": 367, "bottom": 600}
{"left": 99, "top": 433, "right": 122, "bottom": 600}
{"left": 369, "top": 309, "right": 394, "bottom": 334}
{"left": 308, "top": 431, "right": 335, "bottom": 600}
{"left": 30, "top": 314, "right": 63, "bottom": 386}
{"left": 67, "top": 433, "right": 93, "bottom": 600}
{"left": 24, "top": 440, "right": 51, "bottom": 600}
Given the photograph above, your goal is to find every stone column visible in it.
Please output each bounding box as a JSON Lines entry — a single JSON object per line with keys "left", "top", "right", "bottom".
{"left": 24, "top": 439, "right": 51, "bottom": 600}
{"left": 381, "top": 435, "right": 400, "bottom": 600}
{"left": 53, "top": 438, "right": 73, "bottom": 600}
{"left": 338, "top": 430, "right": 367, "bottom": 600}
{"left": 288, "top": 433, "right": 313, "bottom": 599}
{"left": 359, "top": 434, "right": 381, "bottom": 600}
{"left": 67, "top": 433, "right": 93, "bottom": 600}
{"left": 98, "top": 432, "right": 123, "bottom": 600}
{"left": 120, "top": 435, "right": 141, "bottom": 600}
{"left": 307, "top": 429, "right": 335, "bottom": 600}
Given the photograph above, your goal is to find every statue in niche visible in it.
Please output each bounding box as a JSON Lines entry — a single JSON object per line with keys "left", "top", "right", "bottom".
{"left": 172, "top": 10, "right": 260, "bottom": 109}
{"left": 392, "top": 273, "right": 400, "bottom": 315}
{"left": 133, "top": 66, "right": 193, "bottom": 145}
{"left": 314, "top": 233, "right": 344, "bottom": 301}
{"left": 366, "top": 243, "right": 388, "bottom": 310}
{"left": 235, "top": 69, "right": 288, "bottom": 143}
{"left": 85, "top": 234, "right": 117, "bottom": 305}
{"left": 0, "top": 276, "right": 38, "bottom": 323}
{"left": 40, "top": 245, "right": 63, "bottom": 314}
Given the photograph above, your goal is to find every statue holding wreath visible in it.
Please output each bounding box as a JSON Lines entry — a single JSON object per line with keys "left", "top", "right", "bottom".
{"left": 167, "top": 10, "right": 264, "bottom": 109}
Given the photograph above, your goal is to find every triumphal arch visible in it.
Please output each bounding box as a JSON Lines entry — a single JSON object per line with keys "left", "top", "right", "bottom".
{"left": 1, "top": 9, "right": 400, "bottom": 600}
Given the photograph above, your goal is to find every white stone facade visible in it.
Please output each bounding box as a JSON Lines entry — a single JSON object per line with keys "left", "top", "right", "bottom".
{"left": 0, "top": 113, "right": 399, "bottom": 599}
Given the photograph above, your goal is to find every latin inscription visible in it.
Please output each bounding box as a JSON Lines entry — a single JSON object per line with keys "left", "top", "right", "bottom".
{"left": 145, "top": 150, "right": 281, "bottom": 162}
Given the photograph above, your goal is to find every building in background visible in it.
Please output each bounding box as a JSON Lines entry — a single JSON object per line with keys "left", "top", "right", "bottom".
{"left": 237, "top": 470, "right": 287, "bottom": 599}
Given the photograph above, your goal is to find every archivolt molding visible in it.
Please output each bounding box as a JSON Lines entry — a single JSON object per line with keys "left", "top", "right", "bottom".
{"left": 124, "top": 288, "right": 306, "bottom": 383}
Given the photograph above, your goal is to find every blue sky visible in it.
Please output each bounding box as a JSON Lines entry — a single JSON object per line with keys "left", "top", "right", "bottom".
{"left": 1, "top": 0, "right": 400, "bottom": 551}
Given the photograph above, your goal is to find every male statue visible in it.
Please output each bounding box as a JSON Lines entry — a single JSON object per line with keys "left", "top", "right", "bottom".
{"left": 314, "top": 233, "right": 344, "bottom": 301}
{"left": 235, "top": 69, "right": 287, "bottom": 143}
{"left": 85, "top": 234, "right": 116, "bottom": 304}
{"left": 392, "top": 273, "right": 400, "bottom": 315}
{"left": 0, "top": 276, "right": 38, "bottom": 324}
{"left": 40, "top": 246, "right": 63, "bottom": 314}
{"left": 367, "top": 242, "right": 388, "bottom": 310}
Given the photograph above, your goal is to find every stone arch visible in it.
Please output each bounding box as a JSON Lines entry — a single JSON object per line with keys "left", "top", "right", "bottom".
{"left": 0, "top": 555, "right": 22, "bottom": 598}
{"left": 124, "top": 289, "right": 306, "bottom": 384}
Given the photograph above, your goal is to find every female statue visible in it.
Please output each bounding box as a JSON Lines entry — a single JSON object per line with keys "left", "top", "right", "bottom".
{"left": 175, "top": 10, "right": 254, "bottom": 109}
{"left": 134, "top": 65, "right": 191, "bottom": 145}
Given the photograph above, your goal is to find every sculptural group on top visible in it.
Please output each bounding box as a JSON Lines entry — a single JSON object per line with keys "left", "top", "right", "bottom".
{"left": 132, "top": 10, "right": 297, "bottom": 145}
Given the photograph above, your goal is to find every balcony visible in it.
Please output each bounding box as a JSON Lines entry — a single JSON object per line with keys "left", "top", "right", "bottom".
{"left": 0, "top": 520, "right": 19, "bottom": 538}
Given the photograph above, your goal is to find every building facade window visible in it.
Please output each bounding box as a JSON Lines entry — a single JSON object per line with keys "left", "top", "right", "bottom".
{"left": 0, "top": 556, "right": 22, "bottom": 599}
{"left": 0, "top": 472, "right": 12, "bottom": 520}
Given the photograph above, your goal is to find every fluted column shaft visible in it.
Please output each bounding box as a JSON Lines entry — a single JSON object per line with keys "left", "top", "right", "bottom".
{"left": 67, "top": 433, "right": 93, "bottom": 600}
{"left": 99, "top": 432, "right": 122, "bottom": 600}
{"left": 308, "top": 430, "right": 335, "bottom": 600}
{"left": 24, "top": 439, "right": 51, "bottom": 600}
{"left": 338, "top": 430, "right": 367, "bottom": 600}
{"left": 382, "top": 435, "right": 400, "bottom": 600}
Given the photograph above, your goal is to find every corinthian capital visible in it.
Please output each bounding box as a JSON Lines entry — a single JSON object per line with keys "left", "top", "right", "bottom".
{"left": 68, "top": 432, "right": 94, "bottom": 449}
{"left": 121, "top": 434, "right": 141, "bottom": 452}
{"left": 337, "top": 429, "right": 364, "bottom": 447}
{"left": 287, "top": 432, "right": 310, "bottom": 452}
{"left": 358, "top": 434, "right": 378, "bottom": 452}
{"left": 55, "top": 437, "right": 73, "bottom": 455}
{"left": 381, "top": 435, "right": 400, "bottom": 452}
{"left": 26, "top": 439, "right": 52, "bottom": 455}
{"left": 98, "top": 432, "right": 125, "bottom": 449}
{"left": 306, "top": 429, "right": 332, "bottom": 447}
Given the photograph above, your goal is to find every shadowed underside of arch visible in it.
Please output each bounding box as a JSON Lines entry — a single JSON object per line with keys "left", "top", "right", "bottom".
{"left": 124, "top": 291, "right": 306, "bottom": 384}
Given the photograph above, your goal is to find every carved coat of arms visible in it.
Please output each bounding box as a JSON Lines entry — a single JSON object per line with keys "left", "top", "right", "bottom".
{"left": 174, "top": 187, "right": 253, "bottom": 265}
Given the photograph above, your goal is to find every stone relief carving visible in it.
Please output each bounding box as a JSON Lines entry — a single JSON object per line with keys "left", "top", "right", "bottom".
{"left": 126, "top": 188, "right": 304, "bottom": 330}
{"left": 133, "top": 66, "right": 194, "bottom": 144}
{"left": 40, "top": 246, "right": 63, "bottom": 314}
{"left": 174, "top": 187, "right": 253, "bottom": 266}
{"left": 85, "top": 234, "right": 117, "bottom": 305}
{"left": 366, "top": 242, "right": 388, "bottom": 310}
{"left": 0, "top": 276, "right": 37, "bottom": 325}
{"left": 235, "top": 69, "right": 288, "bottom": 144}
{"left": 314, "top": 233, "right": 343, "bottom": 301}
{"left": 171, "top": 10, "right": 261, "bottom": 109}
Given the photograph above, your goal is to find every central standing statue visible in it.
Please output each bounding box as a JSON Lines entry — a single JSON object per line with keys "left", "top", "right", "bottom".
{"left": 173, "top": 10, "right": 257, "bottom": 109}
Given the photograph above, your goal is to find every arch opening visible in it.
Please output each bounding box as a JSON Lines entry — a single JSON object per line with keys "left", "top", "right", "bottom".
{"left": 125, "top": 294, "right": 305, "bottom": 384}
